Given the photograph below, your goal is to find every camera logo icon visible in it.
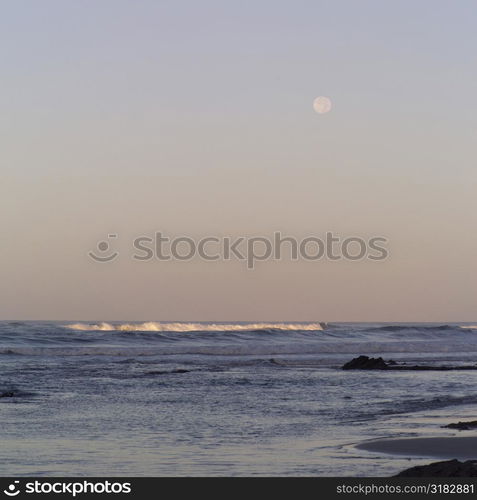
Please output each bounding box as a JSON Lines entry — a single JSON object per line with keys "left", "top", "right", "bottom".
{"left": 4, "top": 481, "right": 20, "bottom": 497}
{"left": 88, "top": 234, "right": 119, "bottom": 262}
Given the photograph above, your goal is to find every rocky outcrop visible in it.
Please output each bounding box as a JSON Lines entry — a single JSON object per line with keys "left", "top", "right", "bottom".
{"left": 443, "top": 421, "right": 477, "bottom": 431}
{"left": 395, "top": 459, "right": 477, "bottom": 477}
{"left": 342, "top": 356, "right": 477, "bottom": 371}
{"left": 342, "top": 356, "right": 388, "bottom": 370}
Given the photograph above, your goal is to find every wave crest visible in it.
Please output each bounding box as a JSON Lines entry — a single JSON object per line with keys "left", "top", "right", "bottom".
{"left": 64, "top": 322, "right": 325, "bottom": 333}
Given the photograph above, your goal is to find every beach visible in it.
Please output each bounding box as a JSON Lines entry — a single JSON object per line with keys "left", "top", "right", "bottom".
{"left": 357, "top": 436, "right": 477, "bottom": 461}
{"left": 1, "top": 321, "right": 477, "bottom": 476}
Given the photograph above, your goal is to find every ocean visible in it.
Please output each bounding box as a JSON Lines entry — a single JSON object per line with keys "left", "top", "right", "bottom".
{"left": 1, "top": 321, "right": 477, "bottom": 476}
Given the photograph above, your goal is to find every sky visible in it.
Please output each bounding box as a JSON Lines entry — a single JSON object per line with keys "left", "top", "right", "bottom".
{"left": 1, "top": 0, "right": 476, "bottom": 321}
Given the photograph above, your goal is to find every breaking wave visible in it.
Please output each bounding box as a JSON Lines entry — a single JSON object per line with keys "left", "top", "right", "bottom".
{"left": 64, "top": 322, "right": 325, "bottom": 333}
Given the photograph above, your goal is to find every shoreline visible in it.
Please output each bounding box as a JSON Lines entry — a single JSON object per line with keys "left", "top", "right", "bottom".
{"left": 356, "top": 436, "right": 477, "bottom": 460}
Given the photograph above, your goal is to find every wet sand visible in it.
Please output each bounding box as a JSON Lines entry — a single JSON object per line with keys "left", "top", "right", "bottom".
{"left": 357, "top": 436, "right": 477, "bottom": 460}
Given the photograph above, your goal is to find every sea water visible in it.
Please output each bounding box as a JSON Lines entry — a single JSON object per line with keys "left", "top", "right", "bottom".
{"left": 1, "top": 321, "right": 477, "bottom": 476}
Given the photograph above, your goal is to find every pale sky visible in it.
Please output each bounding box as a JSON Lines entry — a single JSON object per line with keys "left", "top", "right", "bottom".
{"left": 1, "top": 0, "right": 476, "bottom": 321}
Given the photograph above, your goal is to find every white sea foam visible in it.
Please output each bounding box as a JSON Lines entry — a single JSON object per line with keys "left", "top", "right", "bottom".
{"left": 64, "top": 322, "right": 324, "bottom": 332}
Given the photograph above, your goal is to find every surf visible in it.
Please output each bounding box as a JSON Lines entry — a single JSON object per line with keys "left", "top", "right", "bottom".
{"left": 63, "top": 321, "right": 326, "bottom": 333}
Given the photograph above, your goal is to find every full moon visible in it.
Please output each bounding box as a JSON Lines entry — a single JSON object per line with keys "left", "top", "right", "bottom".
{"left": 313, "top": 96, "right": 332, "bottom": 114}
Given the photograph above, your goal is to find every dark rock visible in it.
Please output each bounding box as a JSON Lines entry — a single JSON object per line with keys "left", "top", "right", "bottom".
{"left": 0, "top": 391, "right": 15, "bottom": 398}
{"left": 395, "top": 459, "right": 477, "bottom": 477}
{"left": 342, "top": 355, "right": 477, "bottom": 371}
{"left": 342, "top": 356, "right": 388, "bottom": 370}
{"left": 443, "top": 420, "right": 477, "bottom": 431}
